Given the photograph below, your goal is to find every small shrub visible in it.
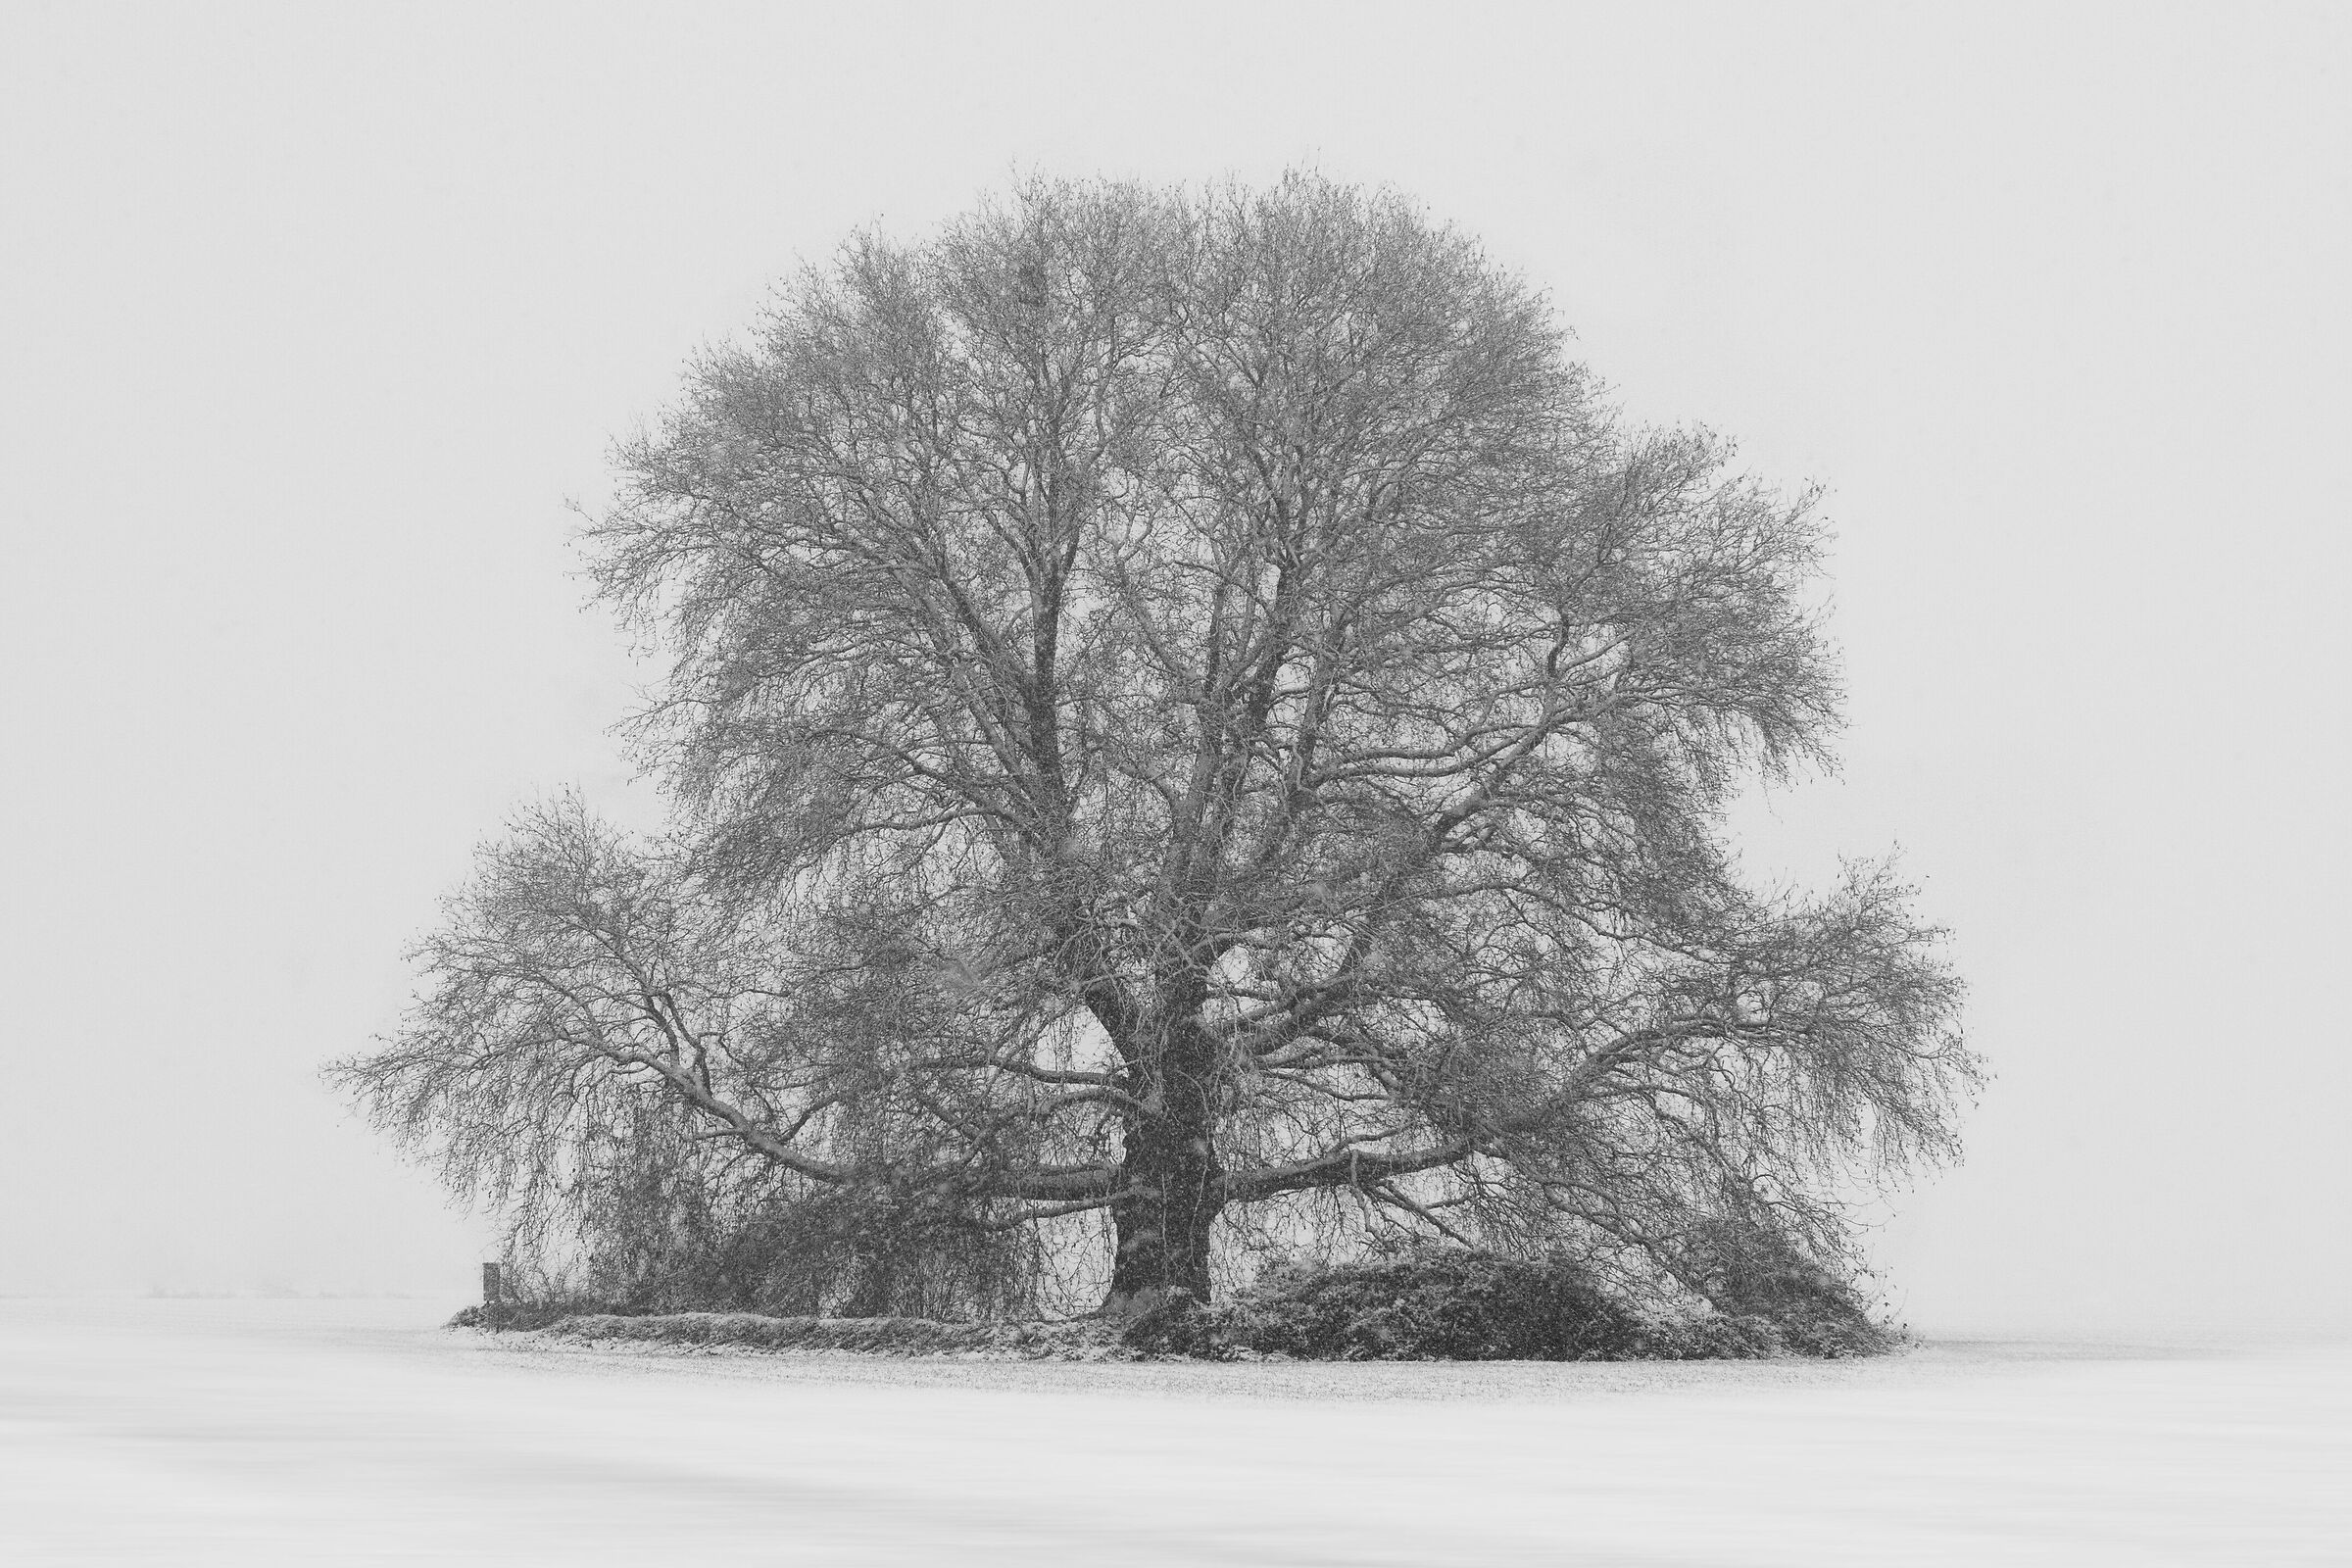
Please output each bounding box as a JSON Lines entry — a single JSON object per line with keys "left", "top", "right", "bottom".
{"left": 1125, "top": 1248, "right": 1649, "bottom": 1361}
{"left": 1677, "top": 1219, "right": 1896, "bottom": 1358}
{"left": 449, "top": 1296, "right": 652, "bottom": 1332}
{"left": 1120, "top": 1245, "right": 1897, "bottom": 1361}
{"left": 1636, "top": 1312, "right": 1788, "bottom": 1360}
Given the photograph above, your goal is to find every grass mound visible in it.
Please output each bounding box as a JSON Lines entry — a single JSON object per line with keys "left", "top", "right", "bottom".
{"left": 455, "top": 1304, "right": 1126, "bottom": 1358}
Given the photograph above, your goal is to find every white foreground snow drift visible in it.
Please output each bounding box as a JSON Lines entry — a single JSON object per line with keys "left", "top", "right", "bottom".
{"left": 0, "top": 1298, "right": 2341, "bottom": 1565}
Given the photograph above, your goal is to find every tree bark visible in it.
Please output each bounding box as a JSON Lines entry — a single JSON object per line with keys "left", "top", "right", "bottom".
{"left": 1101, "top": 1024, "right": 1224, "bottom": 1316}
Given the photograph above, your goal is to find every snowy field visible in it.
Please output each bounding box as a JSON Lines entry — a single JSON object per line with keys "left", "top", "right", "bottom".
{"left": 1, "top": 1298, "right": 2342, "bottom": 1566}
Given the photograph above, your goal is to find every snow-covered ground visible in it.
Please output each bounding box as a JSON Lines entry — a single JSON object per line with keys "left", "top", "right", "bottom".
{"left": 1, "top": 1298, "right": 2341, "bottom": 1565}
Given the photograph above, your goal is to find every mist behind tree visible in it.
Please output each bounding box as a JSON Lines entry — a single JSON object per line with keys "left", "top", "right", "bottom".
{"left": 334, "top": 173, "right": 1973, "bottom": 1325}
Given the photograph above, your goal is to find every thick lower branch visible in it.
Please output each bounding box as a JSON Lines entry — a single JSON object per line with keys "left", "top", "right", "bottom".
{"left": 1219, "top": 1136, "right": 1477, "bottom": 1203}
{"left": 615, "top": 1047, "right": 1117, "bottom": 1203}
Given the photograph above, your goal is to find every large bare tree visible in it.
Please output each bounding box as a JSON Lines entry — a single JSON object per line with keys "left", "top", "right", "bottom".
{"left": 337, "top": 174, "right": 1973, "bottom": 1318}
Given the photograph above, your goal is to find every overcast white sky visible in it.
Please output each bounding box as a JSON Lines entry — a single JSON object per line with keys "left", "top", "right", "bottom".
{"left": 3, "top": 1, "right": 2345, "bottom": 1334}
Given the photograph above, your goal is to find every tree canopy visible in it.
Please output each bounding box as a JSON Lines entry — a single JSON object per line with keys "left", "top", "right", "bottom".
{"left": 335, "top": 173, "right": 1973, "bottom": 1322}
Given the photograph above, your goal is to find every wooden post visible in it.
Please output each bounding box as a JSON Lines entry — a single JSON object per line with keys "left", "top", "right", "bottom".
{"left": 482, "top": 1261, "right": 503, "bottom": 1332}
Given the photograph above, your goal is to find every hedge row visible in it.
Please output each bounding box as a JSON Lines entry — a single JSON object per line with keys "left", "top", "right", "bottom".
{"left": 456, "top": 1247, "right": 1893, "bottom": 1361}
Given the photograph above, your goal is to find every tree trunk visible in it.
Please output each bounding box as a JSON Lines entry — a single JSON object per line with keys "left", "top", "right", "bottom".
{"left": 1102, "top": 1124, "right": 1221, "bottom": 1315}
{"left": 1102, "top": 1035, "right": 1223, "bottom": 1316}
